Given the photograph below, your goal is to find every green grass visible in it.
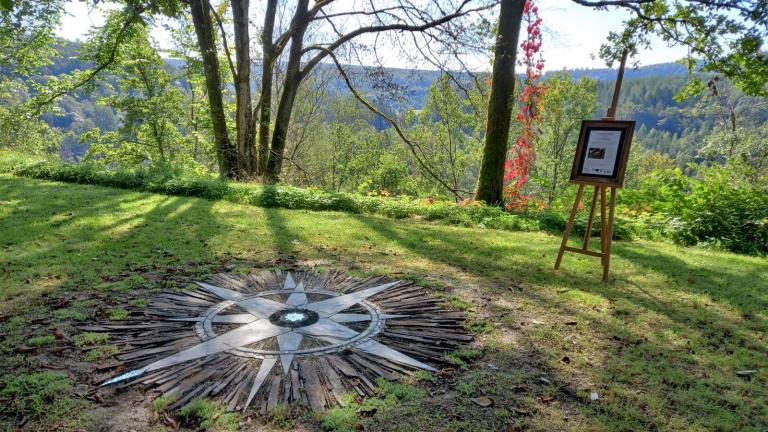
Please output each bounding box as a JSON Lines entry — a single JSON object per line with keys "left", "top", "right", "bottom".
{"left": 0, "top": 175, "right": 766, "bottom": 431}
{"left": 0, "top": 156, "right": 655, "bottom": 241}
{"left": 73, "top": 332, "right": 109, "bottom": 347}
{"left": 84, "top": 345, "right": 118, "bottom": 361}
{"left": 26, "top": 335, "right": 55, "bottom": 347}
{"left": 179, "top": 399, "right": 240, "bottom": 431}
{"left": 106, "top": 308, "right": 129, "bottom": 320}
{"left": 0, "top": 372, "right": 77, "bottom": 424}
{"left": 151, "top": 394, "right": 179, "bottom": 413}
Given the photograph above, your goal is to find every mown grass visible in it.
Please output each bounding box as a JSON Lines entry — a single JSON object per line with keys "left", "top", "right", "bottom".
{"left": 0, "top": 175, "right": 766, "bottom": 431}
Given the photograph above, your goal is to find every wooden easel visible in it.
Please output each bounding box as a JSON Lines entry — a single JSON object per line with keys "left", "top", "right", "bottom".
{"left": 554, "top": 50, "right": 628, "bottom": 282}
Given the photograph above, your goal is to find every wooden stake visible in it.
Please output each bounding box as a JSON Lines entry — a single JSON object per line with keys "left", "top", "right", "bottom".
{"left": 605, "top": 49, "right": 628, "bottom": 120}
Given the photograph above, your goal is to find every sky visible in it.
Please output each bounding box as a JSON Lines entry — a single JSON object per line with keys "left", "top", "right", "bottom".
{"left": 55, "top": 0, "right": 690, "bottom": 72}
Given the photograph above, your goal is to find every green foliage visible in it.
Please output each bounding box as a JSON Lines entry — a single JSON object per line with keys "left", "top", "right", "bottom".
{"left": 84, "top": 344, "right": 118, "bottom": 361}
{"left": 1, "top": 157, "right": 659, "bottom": 242}
{"left": 320, "top": 404, "right": 358, "bottom": 432}
{"left": 151, "top": 393, "right": 178, "bottom": 413}
{"left": 53, "top": 308, "right": 88, "bottom": 321}
{"left": 80, "top": 13, "right": 191, "bottom": 170}
{"left": 106, "top": 308, "right": 129, "bottom": 320}
{"left": 404, "top": 74, "right": 483, "bottom": 197}
{"left": 130, "top": 297, "right": 150, "bottom": 307}
{"left": 0, "top": 372, "right": 73, "bottom": 420}
{"left": 671, "top": 167, "right": 767, "bottom": 254}
{"left": 321, "top": 379, "right": 427, "bottom": 432}
{"left": 73, "top": 332, "right": 109, "bottom": 347}
{"left": 530, "top": 74, "right": 598, "bottom": 204}
{"left": 444, "top": 347, "right": 483, "bottom": 366}
{"left": 27, "top": 335, "right": 55, "bottom": 347}
{"left": 0, "top": 0, "right": 60, "bottom": 76}
{"left": 602, "top": 1, "right": 768, "bottom": 97}
{"left": 267, "top": 403, "right": 295, "bottom": 429}
{"left": 179, "top": 399, "right": 240, "bottom": 432}
{"left": 625, "top": 164, "right": 768, "bottom": 255}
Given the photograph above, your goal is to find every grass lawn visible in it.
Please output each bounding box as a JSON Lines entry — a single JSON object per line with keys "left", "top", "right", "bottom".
{"left": 0, "top": 174, "right": 766, "bottom": 431}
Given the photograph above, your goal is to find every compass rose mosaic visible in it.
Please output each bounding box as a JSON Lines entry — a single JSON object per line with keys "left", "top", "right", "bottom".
{"left": 96, "top": 269, "right": 471, "bottom": 413}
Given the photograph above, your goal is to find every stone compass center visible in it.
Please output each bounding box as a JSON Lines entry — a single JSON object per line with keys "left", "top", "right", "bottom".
{"left": 268, "top": 308, "right": 320, "bottom": 328}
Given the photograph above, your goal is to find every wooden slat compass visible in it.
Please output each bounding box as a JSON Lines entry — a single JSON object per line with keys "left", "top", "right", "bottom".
{"left": 554, "top": 50, "right": 635, "bottom": 281}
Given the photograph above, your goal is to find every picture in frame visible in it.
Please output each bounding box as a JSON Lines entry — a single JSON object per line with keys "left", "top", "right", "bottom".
{"left": 570, "top": 119, "right": 635, "bottom": 187}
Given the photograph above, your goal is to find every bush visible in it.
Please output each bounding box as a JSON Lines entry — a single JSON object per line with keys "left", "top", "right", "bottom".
{"left": 667, "top": 166, "right": 768, "bottom": 255}
{"left": 1, "top": 156, "right": 652, "bottom": 242}
{"left": 627, "top": 165, "right": 768, "bottom": 255}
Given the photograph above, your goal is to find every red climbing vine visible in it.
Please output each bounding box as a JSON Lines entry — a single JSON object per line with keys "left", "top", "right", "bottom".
{"left": 504, "top": 0, "right": 546, "bottom": 210}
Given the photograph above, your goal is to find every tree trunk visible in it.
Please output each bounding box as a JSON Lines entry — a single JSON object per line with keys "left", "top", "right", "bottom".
{"left": 474, "top": 0, "right": 525, "bottom": 205}
{"left": 264, "top": 0, "right": 310, "bottom": 182}
{"left": 231, "top": 0, "right": 254, "bottom": 176}
{"left": 189, "top": 0, "right": 237, "bottom": 179}
{"left": 256, "top": 0, "right": 277, "bottom": 176}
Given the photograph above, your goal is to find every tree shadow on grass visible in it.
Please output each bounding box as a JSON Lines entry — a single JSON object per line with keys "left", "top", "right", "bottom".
{"left": 613, "top": 245, "right": 768, "bottom": 317}
{"left": 349, "top": 214, "right": 768, "bottom": 431}
{"left": 0, "top": 177, "right": 224, "bottom": 309}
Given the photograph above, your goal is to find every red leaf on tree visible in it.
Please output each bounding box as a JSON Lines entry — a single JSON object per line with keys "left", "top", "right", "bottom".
{"left": 505, "top": 0, "right": 546, "bottom": 211}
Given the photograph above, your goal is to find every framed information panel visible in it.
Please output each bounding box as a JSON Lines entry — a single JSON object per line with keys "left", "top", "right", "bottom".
{"left": 570, "top": 120, "right": 635, "bottom": 187}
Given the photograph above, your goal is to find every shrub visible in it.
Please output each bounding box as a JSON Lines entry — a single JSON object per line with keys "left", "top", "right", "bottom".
{"left": 665, "top": 166, "right": 768, "bottom": 255}
{"left": 2, "top": 156, "right": 656, "bottom": 242}
{"left": 623, "top": 165, "right": 768, "bottom": 255}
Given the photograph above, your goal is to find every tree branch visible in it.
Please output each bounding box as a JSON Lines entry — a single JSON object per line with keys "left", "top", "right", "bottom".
{"left": 323, "top": 48, "right": 467, "bottom": 200}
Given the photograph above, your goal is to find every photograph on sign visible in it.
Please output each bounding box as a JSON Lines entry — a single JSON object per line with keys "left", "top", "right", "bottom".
{"left": 570, "top": 120, "right": 635, "bottom": 187}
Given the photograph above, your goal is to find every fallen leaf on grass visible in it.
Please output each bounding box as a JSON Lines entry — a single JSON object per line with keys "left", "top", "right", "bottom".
{"left": 437, "top": 367, "right": 456, "bottom": 376}
{"left": 472, "top": 396, "right": 494, "bottom": 407}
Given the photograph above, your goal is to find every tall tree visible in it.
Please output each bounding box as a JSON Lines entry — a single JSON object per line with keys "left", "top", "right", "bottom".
{"left": 264, "top": 0, "right": 311, "bottom": 182}
{"left": 476, "top": 0, "right": 768, "bottom": 205}
{"left": 255, "top": 0, "right": 278, "bottom": 176}
{"left": 230, "top": 0, "right": 254, "bottom": 175}
{"left": 258, "top": 0, "right": 494, "bottom": 182}
{"left": 188, "top": 0, "right": 238, "bottom": 178}
{"left": 474, "top": 0, "right": 524, "bottom": 205}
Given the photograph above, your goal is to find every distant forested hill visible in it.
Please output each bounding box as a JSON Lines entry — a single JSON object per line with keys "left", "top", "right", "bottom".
{"left": 8, "top": 38, "right": 759, "bottom": 164}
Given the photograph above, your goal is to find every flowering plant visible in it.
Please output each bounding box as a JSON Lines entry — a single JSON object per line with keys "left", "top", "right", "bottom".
{"left": 505, "top": 0, "right": 546, "bottom": 211}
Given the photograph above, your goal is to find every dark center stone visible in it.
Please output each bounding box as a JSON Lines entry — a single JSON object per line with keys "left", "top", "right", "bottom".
{"left": 269, "top": 308, "right": 319, "bottom": 328}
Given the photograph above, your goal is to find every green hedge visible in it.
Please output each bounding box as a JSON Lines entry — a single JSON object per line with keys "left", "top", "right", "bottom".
{"left": 1, "top": 157, "right": 646, "bottom": 241}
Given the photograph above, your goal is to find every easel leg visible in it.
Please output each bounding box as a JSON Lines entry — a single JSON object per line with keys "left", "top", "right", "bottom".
{"left": 555, "top": 184, "right": 585, "bottom": 270}
{"left": 602, "top": 187, "right": 617, "bottom": 281}
{"left": 599, "top": 186, "right": 607, "bottom": 266}
{"left": 582, "top": 186, "right": 599, "bottom": 250}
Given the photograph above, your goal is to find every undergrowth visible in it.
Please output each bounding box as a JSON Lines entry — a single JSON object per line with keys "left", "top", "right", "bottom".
{"left": 0, "top": 156, "right": 650, "bottom": 241}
